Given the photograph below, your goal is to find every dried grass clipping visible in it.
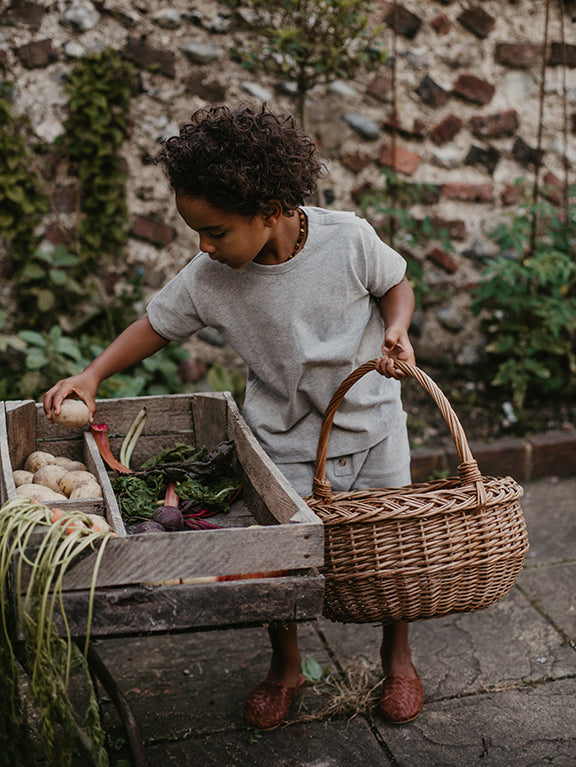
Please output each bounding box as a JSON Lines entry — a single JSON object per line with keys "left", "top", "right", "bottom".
{"left": 289, "top": 657, "right": 383, "bottom": 724}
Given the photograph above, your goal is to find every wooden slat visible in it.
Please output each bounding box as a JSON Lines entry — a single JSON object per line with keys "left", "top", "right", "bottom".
{"left": 55, "top": 523, "right": 322, "bottom": 590}
{"left": 90, "top": 394, "right": 199, "bottom": 436}
{"left": 83, "top": 431, "right": 126, "bottom": 534}
{"left": 6, "top": 400, "right": 36, "bottom": 470}
{"left": 190, "top": 392, "right": 230, "bottom": 448}
{"left": 47, "top": 573, "right": 325, "bottom": 637}
{"left": 227, "top": 404, "right": 321, "bottom": 527}
{"left": 0, "top": 403, "right": 14, "bottom": 503}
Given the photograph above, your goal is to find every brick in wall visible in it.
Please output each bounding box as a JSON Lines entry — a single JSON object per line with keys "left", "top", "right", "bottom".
{"left": 457, "top": 6, "right": 495, "bottom": 39}
{"left": 383, "top": 114, "right": 427, "bottom": 139}
{"left": 453, "top": 74, "right": 495, "bottom": 105}
{"left": 185, "top": 73, "right": 227, "bottom": 102}
{"left": 131, "top": 216, "right": 177, "bottom": 247}
{"left": 123, "top": 37, "right": 176, "bottom": 78}
{"left": 512, "top": 136, "right": 543, "bottom": 167}
{"left": 465, "top": 145, "right": 501, "bottom": 174}
{"left": 430, "top": 14, "right": 451, "bottom": 35}
{"left": 382, "top": 3, "right": 422, "bottom": 39}
{"left": 501, "top": 183, "right": 524, "bottom": 206}
{"left": 442, "top": 183, "right": 494, "bottom": 202}
{"left": 16, "top": 39, "right": 58, "bottom": 68}
{"left": 342, "top": 151, "right": 373, "bottom": 173}
{"left": 469, "top": 110, "right": 519, "bottom": 138}
{"left": 431, "top": 114, "right": 463, "bottom": 144}
{"left": 367, "top": 74, "right": 394, "bottom": 103}
{"left": 548, "top": 42, "right": 576, "bottom": 68}
{"left": 415, "top": 75, "right": 449, "bottom": 108}
{"left": 495, "top": 43, "right": 543, "bottom": 68}
{"left": 427, "top": 246, "right": 459, "bottom": 273}
{"left": 378, "top": 144, "right": 421, "bottom": 175}
{"left": 0, "top": 1, "right": 44, "bottom": 29}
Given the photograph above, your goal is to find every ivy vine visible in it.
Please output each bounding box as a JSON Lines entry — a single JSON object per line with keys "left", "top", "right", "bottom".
{"left": 0, "top": 85, "right": 48, "bottom": 301}
{"left": 57, "top": 48, "right": 137, "bottom": 266}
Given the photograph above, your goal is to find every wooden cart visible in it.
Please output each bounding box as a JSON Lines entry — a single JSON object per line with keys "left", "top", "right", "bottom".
{"left": 0, "top": 392, "right": 325, "bottom": 765}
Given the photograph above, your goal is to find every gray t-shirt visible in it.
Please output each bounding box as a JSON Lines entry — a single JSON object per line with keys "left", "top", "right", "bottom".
{"left": 147, "top": 206, "right": 407, "bottom": 463}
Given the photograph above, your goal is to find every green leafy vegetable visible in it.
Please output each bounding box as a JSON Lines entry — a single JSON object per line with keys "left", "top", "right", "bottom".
{"left": 176, "top": 475, "right": 241, "bottom": 513}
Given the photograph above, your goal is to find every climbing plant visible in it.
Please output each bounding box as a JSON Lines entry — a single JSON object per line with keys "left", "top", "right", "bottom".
{"left": 0, "top": 85, "right": 49, "bottom": 313}
{"left": 57, "top": 48, "right": 137, "bottom": 267}
{"left": 472, "top": 190, "right": 576, "bottom": 409}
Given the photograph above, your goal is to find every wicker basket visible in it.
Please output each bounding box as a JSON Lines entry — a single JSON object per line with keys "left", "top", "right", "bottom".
{"left": 306, "top": 360, "right": 528, "bottom": 625}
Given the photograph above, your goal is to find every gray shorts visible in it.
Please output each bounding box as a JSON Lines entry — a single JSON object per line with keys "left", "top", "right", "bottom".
{"left": 276, "top": 412, "right": 411, "bottom": 497}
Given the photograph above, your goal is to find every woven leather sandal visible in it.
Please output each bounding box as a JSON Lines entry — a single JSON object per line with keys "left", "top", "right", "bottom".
{"left": 244, "top": 673, "right": 306, "bottom": 730}
{"left": 379, "top": 664, "right": 424, "bottom": 724}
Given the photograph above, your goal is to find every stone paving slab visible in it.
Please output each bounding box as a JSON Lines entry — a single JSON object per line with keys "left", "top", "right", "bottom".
{"left": 141, "top": 718, "right": 393, "bottom": 767}
{"left": 95, "top": 623, "right": 332, "bottom": 739}
{"left": 60, "top": 477, "right": 576, "bottom": 766}
{"left": 378, "top": 679, "right": 576, "bottom": 767}
{"left": 517, "top": 563, "right": 576, "bottom": 645}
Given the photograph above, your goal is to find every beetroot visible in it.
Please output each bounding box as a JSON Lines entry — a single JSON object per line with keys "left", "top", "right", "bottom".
{"left": 132, "top": 520, "right": 166, "bottom": 534}
{"left": 153, "top": 505, "right": 184, "bottom": 532}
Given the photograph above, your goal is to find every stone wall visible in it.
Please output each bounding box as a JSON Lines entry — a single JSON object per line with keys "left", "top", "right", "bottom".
{"left": 1, "top": 0, "right": 574, "bottom": 365}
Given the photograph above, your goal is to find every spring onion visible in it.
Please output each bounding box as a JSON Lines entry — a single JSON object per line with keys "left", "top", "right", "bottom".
{"left": 0, "top": 496, "right": 113, "bottom": 766}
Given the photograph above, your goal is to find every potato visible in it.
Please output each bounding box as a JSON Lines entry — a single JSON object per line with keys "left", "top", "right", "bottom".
{"left": 24, "top": 451, "right": 56, "bottom": 473}
{"left": 50, "top": 398, "right": 90, "bottom": 428}
{"left": 85, "top": 513, "right": 112, "bottom": 532}
{"left": 33, "top": 464, "right": 69, "bottom": 492}
{"left": 68, "top": 480, "right": 103, "bottom": 499}
{"left": 53, "top": 456, "right": 88, "bottom": 472}
{"left": 13, "top": 470, "right": 34, "bottom": 487}
{"left": 58, "top": 470, "right": 99, "bottom": 497}
{"left": 15, "top": 484, "right": 67, "bottom": 503}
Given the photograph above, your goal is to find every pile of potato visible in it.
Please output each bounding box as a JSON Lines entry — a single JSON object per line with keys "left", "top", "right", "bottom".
{"left": 14, "top": 450, "right": 103, "bottom": 503}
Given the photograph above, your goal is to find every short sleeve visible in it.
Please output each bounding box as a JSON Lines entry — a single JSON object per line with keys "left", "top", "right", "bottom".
{"left": 146, "top": 267, "right": 204, "bottom": 342}
{"left": 360, "top": 221, "right": 407, "bottom": 298}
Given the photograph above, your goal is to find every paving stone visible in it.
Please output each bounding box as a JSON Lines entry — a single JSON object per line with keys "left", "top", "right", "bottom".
{"left": 319, "top": 590, "right": 575, "bottom": 701}
{"left": 518, "top": 562, "right": 576, "bottom": 644}
{"left": 141, "top": 717, "right": 393, "bottom": 767}
{"left": 377, "top": 680, "right": 576, "bottom": 767}
{"left": 518, "top": 477, "right": 576, "bottom": 563}
{"left": 95, "top": 623, "right": 330, "bottom": 739}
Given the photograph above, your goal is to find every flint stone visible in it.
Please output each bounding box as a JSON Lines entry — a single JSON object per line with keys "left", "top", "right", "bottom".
{"left": 436, "top": 306, "right": 466, "bottom": 332}
{"left": 240, "top": 81, "right": 273, "bottom": 101}
{"left": 179, "top": 41, "right": 224, "bottom": 64}
{"left": 152, "top": 9, "right": 182, "bottom": 30}
{"left": 342, "top": 113, "right": 380, "bottom": 140}
{"left": 61, "top": 0, "right": 100, "bottom": 32}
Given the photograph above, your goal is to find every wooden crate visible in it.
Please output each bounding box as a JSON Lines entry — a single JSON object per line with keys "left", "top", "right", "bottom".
{"left": 0, "top": 393, "right": 325, "bottom": 636}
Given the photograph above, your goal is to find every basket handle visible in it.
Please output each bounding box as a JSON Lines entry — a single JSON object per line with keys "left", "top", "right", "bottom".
{"left": 311, "top": 359, "right": 486, "bottom": 505}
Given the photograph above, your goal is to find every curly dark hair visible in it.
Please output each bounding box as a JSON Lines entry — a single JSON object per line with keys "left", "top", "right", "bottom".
{"left": 155, "top": 104, "right": 324, "bottom": 217}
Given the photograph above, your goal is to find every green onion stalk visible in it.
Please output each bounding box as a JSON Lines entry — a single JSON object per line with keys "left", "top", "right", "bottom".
{"left": 0, "top": 496, "right": 113, "bottom": 766}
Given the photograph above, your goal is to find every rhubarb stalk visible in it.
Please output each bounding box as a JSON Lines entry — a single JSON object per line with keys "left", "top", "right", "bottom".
{"left": 90, "top": 423, "right": 132, "bottom": 474}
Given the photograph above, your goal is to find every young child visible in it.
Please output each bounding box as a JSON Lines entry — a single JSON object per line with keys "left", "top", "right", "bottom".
{"left": 43, "top": 104, "right": 423, "bottom": 729}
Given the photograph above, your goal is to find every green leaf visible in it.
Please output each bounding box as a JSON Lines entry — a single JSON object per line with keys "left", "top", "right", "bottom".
{"left": 25, "top": 348, "right": 48, "bottom": 369}
{"left": 18, "top": 330, "right": 47, "bottom": 347}
{"left": 301, "top": 656, "right": 325, "bottom": 683}
{"left": 36, "top": 289, "right": 56, "bottom": 313}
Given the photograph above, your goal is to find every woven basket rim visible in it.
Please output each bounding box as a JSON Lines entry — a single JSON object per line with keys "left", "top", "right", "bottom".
{"left": 307, "top": 475, "right": 524, "bottom": 524}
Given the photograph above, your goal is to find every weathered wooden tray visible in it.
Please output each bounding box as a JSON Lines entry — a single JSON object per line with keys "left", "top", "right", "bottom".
{"left": 0, "top": 393, "right": 325, "bottom": 636}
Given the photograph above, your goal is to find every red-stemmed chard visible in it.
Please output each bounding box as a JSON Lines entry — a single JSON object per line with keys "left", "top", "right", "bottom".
{"left": 90, "top": 423, "right": 132, "bottom": 474}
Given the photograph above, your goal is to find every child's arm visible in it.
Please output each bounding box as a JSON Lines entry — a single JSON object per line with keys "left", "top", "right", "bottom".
{"left": 43, "top": 317, "right": 169, "bottom": 422}
{"left": 376, "top": 276, "right": 416, "bottom": 379}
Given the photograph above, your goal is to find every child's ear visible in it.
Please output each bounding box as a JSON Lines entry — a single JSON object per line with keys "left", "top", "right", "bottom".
{"left": 263, "top": 200, "right": 283, "bottom": 227}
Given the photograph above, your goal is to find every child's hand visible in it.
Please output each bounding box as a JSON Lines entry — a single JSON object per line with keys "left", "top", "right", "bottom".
{"left": 376, "top": 327, "right": 415, "bottom": 379}
{"left": 43, "top": 371, "right": 99, "bottom": 424}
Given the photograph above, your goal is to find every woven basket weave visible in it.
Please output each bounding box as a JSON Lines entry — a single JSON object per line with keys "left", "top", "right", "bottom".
{"left": 306, "top": 360, "right": 528, "bottom": 625}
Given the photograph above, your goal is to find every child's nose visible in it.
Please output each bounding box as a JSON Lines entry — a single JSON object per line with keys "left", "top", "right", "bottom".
{"left": 199, "top": 235, "right": 216, "bottom": 253}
